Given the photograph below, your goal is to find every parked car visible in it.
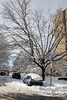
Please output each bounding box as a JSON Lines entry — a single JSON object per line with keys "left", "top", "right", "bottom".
{"left": 23, "top": 73, "right": 43, "bottom": 86}
{"left": 0, "top": 71, "right": 6, "bottom": 76}
{"left": 0, "top": 70, "right": 9, "bottom": 76}
{"left": 58, "top": 77, "right": 67, "bottom": 80}
{"left": 12, "top": 72, "right": 21, "bottom": 79}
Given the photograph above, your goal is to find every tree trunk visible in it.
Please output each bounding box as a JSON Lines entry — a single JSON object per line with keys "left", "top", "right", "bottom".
{"left": 42, "top": 68, "right": 45, "bottom": 81}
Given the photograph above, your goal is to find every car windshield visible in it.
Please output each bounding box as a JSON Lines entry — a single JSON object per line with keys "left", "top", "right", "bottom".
{"left": 26, "top": 76, "right": 31, "bottom": 79}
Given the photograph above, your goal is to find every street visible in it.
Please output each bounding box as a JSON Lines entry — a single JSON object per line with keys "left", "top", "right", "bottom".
{"left": 0, "top": 93, "right": 64, "bottom": 100}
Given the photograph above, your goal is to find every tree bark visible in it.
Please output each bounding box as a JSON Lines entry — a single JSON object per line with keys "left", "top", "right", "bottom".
{"left": 42, "top": 68, "right": 45, "bottom": 81}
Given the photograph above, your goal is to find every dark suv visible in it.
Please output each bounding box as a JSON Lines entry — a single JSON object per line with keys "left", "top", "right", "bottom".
{"left": 12, "top": 72, "right": 21, "bottom": 79}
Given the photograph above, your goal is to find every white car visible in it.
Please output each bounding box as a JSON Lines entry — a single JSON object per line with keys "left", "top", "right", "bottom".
{"left": 23, "top": 73, "right": 43, "bottom": 86}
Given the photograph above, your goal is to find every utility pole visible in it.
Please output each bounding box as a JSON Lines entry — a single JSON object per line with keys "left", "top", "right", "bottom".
{"left": 50, "top": 60, "right": 52, "bottom": 86}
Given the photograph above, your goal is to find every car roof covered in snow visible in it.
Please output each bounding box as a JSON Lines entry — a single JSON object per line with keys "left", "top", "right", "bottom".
{"left": 24, "top": 73, "right": 43, "bottom": 80}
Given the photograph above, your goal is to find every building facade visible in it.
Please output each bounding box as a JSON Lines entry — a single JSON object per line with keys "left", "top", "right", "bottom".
{"left": 51, "top": 7, "right": 67, "bottom": 76}
{"left": 55, "top": 7, "right": 67, "bottom": 60}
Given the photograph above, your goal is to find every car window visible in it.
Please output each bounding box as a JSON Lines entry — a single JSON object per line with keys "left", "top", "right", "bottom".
{"left": 24, "top": 76, "right": 31, "bottom": 79}
{"left": 31, "top": 79, "right": 35, "bottom": 81}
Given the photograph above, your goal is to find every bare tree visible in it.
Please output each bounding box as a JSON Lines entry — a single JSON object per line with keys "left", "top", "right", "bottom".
{"left": 0, "top": 32, "right": 10, "bottom": 68}
{"left": 13, "top": 51, "right": 33, "bottom": 72}
{"left": 1, "top": 0, "right": 67, "bottom": 80}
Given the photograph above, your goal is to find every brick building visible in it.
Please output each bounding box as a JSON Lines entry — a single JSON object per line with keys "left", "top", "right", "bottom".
{"left": 53, "top": 7, "right": 67, "bottom": 76}
{"left": 55, "top": 7, "right": 67, "bottom": 54}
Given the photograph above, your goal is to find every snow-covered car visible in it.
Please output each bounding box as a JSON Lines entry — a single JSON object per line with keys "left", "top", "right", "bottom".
{"left": 23, "top": 73, "right": 43, "bottom": 86}
{"left": 58, "top": 77, "right": 67, "bottom": 80}
{"left": 12, "top": 72, "right": 21, "bottom": 79}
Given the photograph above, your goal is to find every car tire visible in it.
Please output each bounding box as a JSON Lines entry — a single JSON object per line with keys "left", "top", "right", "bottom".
{"left": 27, "top": 84, "right": 32, "bottom": 86}
{"left": 40, "top": 84, "right": 43, "bottom": 86}
{"left": 27, "top": 82, "right": 32, "bottom": 86}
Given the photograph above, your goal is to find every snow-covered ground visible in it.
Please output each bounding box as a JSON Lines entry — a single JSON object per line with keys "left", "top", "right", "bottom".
{"left": 0, "top": 73, "right": 67, "bottom": 97}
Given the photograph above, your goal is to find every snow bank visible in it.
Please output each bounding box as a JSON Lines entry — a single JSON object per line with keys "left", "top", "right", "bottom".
{"left": 0, "top": 74, "right": 67, "bottom": 97}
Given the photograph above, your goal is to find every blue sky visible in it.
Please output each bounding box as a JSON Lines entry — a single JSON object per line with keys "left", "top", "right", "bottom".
{"left": 8, "top": 57, "right": 14, "bottom": 67}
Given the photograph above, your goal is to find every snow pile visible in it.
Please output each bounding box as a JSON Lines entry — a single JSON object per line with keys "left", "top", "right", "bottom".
{"left": 0, "top": 74, "right": 67, "bottom": 97}
{"left": 24, "top": 73, "right": 43, "bottom": 80}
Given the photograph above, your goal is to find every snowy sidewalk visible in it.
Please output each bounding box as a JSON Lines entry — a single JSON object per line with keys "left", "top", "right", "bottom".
{"left": 0, "top": 75, "right": 67, "bottom": 97}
